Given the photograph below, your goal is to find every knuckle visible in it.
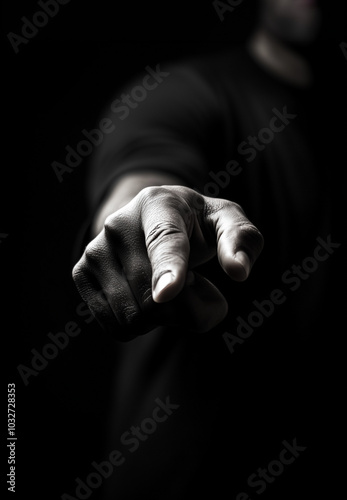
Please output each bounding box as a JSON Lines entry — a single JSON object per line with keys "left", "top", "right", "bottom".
{"left": 122, "top": 305, "right": 141, "bottom": 326}
{"left": 139, "top": 185, "right": 163, "bottom": 202}
{"left": 104, "top": 212, "right": 128, "bottom": 235}
{"left": 146, "top": 224, "right": 189, "bottom": 266}
{"left": 103, "top": 220, "right": 118, "bottom": 243}
{"left": 230, "top": 201, "right": 245, "bottom": 214}
{"left": 109, "top": 291, "right": 141, "bottom": 327}
{"left": 72, "top": 261, "right": 83, "bottom": 283}
{"left": 71, "top": 264, "right": 92, "bottom": 301}
{"left": 85, "top": 289, "right": 112, "bottom": 321}
{"left": 140, "top": 186, "right": 181, "bottom": 212}
{"left": 103, "top": 216, "right": 114, "bottom": 236}
{"left": 103, "top": 212, "right": 135, "bottom": 251}
{"left": 146, "top": 221, "right": 183, "bottom": 246}
{"left": 222, "top": 200, "right": 247, "bottom": 220}
{"left": 84, "top": 242, "right": 100, "bottom": 265}
{"left": 72, "top": 255, "right": 92, "bottom": 285}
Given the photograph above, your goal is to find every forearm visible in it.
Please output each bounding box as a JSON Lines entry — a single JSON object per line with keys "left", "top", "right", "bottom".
{"left": 91, "top": 170, "right": 189, "bottom": 237}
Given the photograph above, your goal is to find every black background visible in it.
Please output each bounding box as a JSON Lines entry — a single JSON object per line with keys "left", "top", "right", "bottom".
{"left": 2, "top": 1, "right": 347, "bottom": 499}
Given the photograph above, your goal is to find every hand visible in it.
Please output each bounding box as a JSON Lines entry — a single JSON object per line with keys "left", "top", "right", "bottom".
{"left": 72, "top": 186, "right": 264, "bottom": 340}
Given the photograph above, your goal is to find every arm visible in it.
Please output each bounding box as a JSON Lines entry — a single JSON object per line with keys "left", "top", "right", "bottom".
{"left": 73, "top": 60, "right": 264, "bottom": 339}
{"left": 85, "top": 61, "right": 226, "bottom": 220}
{"left": 91, "top": 170, "right": 188, "bottom": 238}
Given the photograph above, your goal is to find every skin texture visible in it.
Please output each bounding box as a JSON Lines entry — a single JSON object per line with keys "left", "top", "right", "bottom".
{"left": 72, "top": 0, "right": 321, "bottom": 339}
{"left": 73, "top": 186, "right": 263, "bottom": 340}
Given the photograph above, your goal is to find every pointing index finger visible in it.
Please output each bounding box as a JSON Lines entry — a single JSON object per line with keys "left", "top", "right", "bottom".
{"left": 206, "top": 199, "right": 264, "bottom": 281}
{"left": 140, "top": 187, "right": 191, "bottom": 303}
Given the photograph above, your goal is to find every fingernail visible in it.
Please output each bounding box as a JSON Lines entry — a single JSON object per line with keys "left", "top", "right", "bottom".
{"left": 234, "top": 251, "right": 251, "bottom": 279}
{"left": 153, "top": 272, "right": 175, "bottom": 301}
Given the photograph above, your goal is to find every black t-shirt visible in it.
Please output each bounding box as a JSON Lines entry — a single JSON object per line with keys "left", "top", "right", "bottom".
{"left": 81, "top": 47, "right": 345, "bottom": 499}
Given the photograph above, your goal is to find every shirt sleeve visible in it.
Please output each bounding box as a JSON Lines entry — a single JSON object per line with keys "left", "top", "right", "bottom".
{"left": 85, "top": 59, "right": 226, "bottom": 212}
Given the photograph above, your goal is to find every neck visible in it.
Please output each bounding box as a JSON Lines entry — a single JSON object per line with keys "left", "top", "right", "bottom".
{"left": 247, "top": 28, "right": 313, "bottom": 88}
